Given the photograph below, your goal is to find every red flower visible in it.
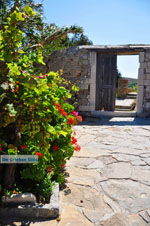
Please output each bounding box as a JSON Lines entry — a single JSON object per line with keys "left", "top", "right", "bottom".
{"left": 55, "top": 103, "right": 61, "bottom": 110}
{"left": 60, "top": 109, "right": 68, "bottom": 116}
{"left": 76, "top": 115, "right": 83, "bottom": 122}
{"left": 71, "top": 136, "right": 77, "bottom": 144}
{"left": 21, "top": 145, "right": 27, "bottom": 149}
{"left": 0, "top": 147, "right": 2, "bottom": 151}
{"left": 68, "top": 117, "right": 75, "bottom": 125}
{"left": 35, "top": 152, "right": 43, "bottom": 158}
{"left": 53, "top": 145, "right": 59, "bottom": 151}
{"left": 74, "top": 144, "right": 81, "bottom": 152}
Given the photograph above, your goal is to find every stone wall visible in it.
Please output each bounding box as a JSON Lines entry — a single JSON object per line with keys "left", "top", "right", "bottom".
{"left": 137, "top": 49, "right": 150, "bottom": 116}
{"left": 44, "top": 47, "right": 91, "bottom": 111}
{"left": 43, "top": 45, "right": 150, "bottom": 116}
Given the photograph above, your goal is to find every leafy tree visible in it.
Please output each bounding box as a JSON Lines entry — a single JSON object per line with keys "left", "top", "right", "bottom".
{"left": 0, "top": 0, "right": 92, "bottom": 57}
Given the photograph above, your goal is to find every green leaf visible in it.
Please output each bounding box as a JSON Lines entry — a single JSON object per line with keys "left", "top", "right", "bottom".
{"left": 59, "top": 131, "right": 67, "bottom": 137}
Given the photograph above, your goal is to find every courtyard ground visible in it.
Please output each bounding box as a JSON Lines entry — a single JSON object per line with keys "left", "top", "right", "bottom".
{"left": 2, "top": 117, "right": 150, "bottom": 226}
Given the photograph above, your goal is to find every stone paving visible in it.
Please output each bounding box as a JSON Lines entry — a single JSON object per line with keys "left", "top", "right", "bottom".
{"left": 58, "top": 117, "right": 150, "bottom": 225}
{"left": 2, "top": 117, "right": 150, "bottom": 225}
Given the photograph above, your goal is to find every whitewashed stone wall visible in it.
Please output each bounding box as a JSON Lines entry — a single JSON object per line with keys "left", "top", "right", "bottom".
{"left": 137, "top": 49, "right": 150, "bottom": 116}
{"left": 44, "top": 47, "right": 92, "bottom": 111}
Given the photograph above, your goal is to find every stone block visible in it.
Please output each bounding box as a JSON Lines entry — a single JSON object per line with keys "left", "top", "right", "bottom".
{"left": 139, "top": 52, "right": 145, "bottom": 63}
{"left": 145, "top": 52, "right": 150, "bottom": 59}
{"left": 0, "top": 183, "right": 60, "bottom": 220}
{"left": 82, "top": 59, "right": 88, "bottom": 65}
{"left": 144, "top": 80, "right": 150, "bottom": 86}
{"left": 79, "top": 105, "right": 91, "bottom": 111}
{"left": 146, "top": 86, "right": 150, "bottom": 92}
{"left": 137, "top": 86, "right": 144, "bottom": 113}
{"left": 140, "top": 62, "right": 147, "bottom": 69}
{"left": 138, "top": 68, "right": 144, "bottom": 76}
{"left": 145, "top": 102, "right": 150, "bottom": 110}
{"left": 81, "top": 54, "right": 88, "bottom": 60}
{"left": 146, "top": 68, "right": 150, "bottom": 73}
{"left": 1, "top": 193, "right": 36, "bottom": 205}
{"left": 138, "top": 75, "right": 144, "bottom": 85}
{"left": 146, "top": 62, "right": 150, "bottom": 68}
{"left": 145, "top": 74, "right": 150, "bottom": 80}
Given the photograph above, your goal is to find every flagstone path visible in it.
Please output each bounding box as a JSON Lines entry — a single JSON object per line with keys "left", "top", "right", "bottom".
{"left": 3, "top": 117, "right": 150, "bottom": 225}
{"left": 57, "top": 117, "right": 150, "bottom": 226}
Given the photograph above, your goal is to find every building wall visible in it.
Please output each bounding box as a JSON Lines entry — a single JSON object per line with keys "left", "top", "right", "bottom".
{"left": 44, "top": 47, "right": 92, "bottom": 111}
{"left": 137, "top": 49, "right": 150, "bottom": 116}
{"left": 44, "top": 46, "right": 150, "bottom": 116}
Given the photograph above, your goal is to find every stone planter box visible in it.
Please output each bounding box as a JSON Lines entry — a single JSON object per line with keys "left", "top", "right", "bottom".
{"left": 0, "top": 183, "right": 60, "bottom": 220}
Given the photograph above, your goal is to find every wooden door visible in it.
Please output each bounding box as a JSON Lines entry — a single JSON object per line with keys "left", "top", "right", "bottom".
{"left": 95, "top": 53, "right": 117, "bottom": 111}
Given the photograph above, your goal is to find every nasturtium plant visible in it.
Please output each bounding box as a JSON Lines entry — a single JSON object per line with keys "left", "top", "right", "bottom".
{"left": 0, "top": 6, "right": 82, "bottom": 202}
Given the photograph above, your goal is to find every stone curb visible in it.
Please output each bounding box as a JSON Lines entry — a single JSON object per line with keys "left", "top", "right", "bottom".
{"left": 0, "top": 183, "right": 60, "bottom": 220}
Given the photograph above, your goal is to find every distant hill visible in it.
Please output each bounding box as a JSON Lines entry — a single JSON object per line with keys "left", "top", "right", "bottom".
{"left": 122, "top": 77, "right": 138, "bottom": 88}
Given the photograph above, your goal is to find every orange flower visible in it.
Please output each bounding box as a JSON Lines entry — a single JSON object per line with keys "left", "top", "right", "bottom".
{"left": 76, "top": 115, "right": 83, "bottom": 122}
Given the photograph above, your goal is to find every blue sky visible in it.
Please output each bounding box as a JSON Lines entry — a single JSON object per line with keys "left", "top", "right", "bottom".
{"left": 40, "top": 0, "right": 150, "bottom": 78}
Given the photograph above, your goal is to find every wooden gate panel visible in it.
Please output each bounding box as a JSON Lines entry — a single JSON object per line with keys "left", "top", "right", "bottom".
{"left": 96, "top": 54, "right": 117, "bottom": 111}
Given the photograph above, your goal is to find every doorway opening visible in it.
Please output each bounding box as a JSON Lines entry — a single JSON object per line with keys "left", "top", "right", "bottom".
{"left": 95, "top": 52, "right": 140, "bottom": 116}
{"left": 115, "top": 55, "right": 139, "bottom": 113}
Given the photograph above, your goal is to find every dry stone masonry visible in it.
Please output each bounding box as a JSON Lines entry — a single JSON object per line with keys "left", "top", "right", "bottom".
{"left": 44, "top": 45, "right": 150, "bottom": 117}
{"left": 138, "top": 49, "right": 150, "bottom": 115}
{"left": 43, "top": 47, "right": 91, "bottom": 111}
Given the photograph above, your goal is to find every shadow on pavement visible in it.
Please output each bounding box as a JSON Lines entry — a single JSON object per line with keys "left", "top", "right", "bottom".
{"left": 80, "top": 116, "right": 150, "bottom": 126}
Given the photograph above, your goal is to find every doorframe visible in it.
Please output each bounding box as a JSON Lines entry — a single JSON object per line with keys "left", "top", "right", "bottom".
{"left": 89, "top": 50, "right": 144, "bottom": 114}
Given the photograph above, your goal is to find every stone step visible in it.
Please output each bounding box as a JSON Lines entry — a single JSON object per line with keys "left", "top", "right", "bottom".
{"left": 126, "top": 92, "right": 137, "bottom": 99}
{"left": 115, "top": 105, "right": 132, "bottom": 110}
{"left": 115, "top": 108, "right": 135, "bottom": 111}
{"left": 115, "top": 98, "right": 136, "bottom": 111}
{"left": 126, "top": 96, "right": 137, "bottom": 99}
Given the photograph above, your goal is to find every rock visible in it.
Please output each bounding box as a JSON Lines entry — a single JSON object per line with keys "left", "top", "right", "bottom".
{"left": 83, "top": 208, "right": 114, "bottom": 224}
{"left": 127, "top": 214, "right": 148, "bottom": 226}
{"left": 66, "top": 167, "right": 101, "bottom": 186}
{"left": 0, "top": 183, "right": 60, "bottom": 220}
{"left": 1, "top": 193, "right": 36, "bottom": 205}
{"left": 100, "top": 179, "right": 150, "bottom": 213}
{"left": 131, "top": 166, "right": 150, "bottom": 185}
{"left": 73, "top": 146, "right": 111, "bottom": 158}
{"left": 67, "top": 157, "right": 95, "bottom": 168}
{"left": 101, "top": 162, "right": 132, "bottom": 179}
{"left": 100, "top": 213, "right": 129, "bottom": 226}
{"left": 60, "top": 183, "right": 112, "bottom": 211}
{"left": 87, "top": 160, "right": 104, "bottom": 169}
{"left": 58, "top": 204, "right": 93, "bottom": 226}
{"left": 139, "top": 210, "right": 150, "bottom": 223}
